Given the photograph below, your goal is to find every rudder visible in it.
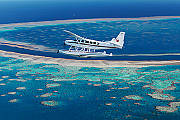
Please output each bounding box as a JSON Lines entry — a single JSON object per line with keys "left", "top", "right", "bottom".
{"left": 111, "top": 32, "right": 125, "bottom": 48}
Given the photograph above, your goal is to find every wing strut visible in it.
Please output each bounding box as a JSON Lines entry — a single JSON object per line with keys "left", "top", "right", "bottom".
{"left": 64, "top": 30, "right": 85, "bottom": 40}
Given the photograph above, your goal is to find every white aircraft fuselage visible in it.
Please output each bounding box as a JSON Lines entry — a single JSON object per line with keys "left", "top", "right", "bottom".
{"left": 65, "top": 39, "right": 122, "bottom": 50}
{"left": 64, "top": 30, "right": 125, "bottom": 50}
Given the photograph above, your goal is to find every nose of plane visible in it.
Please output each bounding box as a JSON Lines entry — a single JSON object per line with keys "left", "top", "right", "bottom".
{"left": 65, "top": 40, "right": 73, "bottom": 44}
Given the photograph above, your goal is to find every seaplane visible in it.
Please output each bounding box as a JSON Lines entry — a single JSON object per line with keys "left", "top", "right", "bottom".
{"left": 57, "top": 30, "right": 125, "bottom": 57}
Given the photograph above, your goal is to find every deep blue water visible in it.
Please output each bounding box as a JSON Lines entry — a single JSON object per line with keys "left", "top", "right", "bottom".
{"left": 0, "top": 1, "right": 180, "bottom": 24}
{"left": 0, "top": 18, "right": 180, "bottom": 60}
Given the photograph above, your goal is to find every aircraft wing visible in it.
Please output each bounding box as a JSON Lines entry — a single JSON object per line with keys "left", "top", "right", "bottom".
{"left": 64, "top": 30, "right": 85, "bottom": 40}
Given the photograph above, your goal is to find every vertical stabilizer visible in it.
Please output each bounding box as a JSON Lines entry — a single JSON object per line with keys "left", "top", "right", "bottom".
{"left": 111, "top": 32, "right": 125, "bottom": 48}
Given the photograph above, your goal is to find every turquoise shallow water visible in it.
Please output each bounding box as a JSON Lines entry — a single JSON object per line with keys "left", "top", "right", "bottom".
{"left": 0, "top": 56, "right": 180, "bottom": 120}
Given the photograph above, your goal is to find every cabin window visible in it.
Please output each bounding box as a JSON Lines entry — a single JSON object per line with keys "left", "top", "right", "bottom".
{"left": 90, "top": 41, "right": 93, "bottom": 44}
{"left": 93, "top": 42, "right": 97, "bottom": 45}
{"left": 85, "top": 41, "right": 89, "bottom": 44}
{"left": 81, "top": 40, "right": 84, "bottom": 43}
{"left": 78, "top": 40, "right": 80, "bottom": 43}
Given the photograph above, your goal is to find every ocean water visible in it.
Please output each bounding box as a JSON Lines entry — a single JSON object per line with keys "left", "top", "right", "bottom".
{"left": 0, "top": 18, "right": 180, "bottom": 60}
{"left": 1, "top": 1, "right": 180, "bottom": 120}
{"left": 0, "top": 1, "right": 180, "bottom": 24}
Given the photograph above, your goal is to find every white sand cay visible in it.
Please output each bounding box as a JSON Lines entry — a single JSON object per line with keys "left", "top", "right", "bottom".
{"left": 1, "top": 50, "right": 180, "bottom": 68}
{"left": 0, "top": 16, "right": 180, "bottom": 31}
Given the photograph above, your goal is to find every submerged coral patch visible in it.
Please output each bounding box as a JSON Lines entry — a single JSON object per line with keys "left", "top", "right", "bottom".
{"left": 8, "top": 99, "right": 18, "bottom": 103}
{"left": 46, "top": 83, "right": 61, "bottom": 88}
{"left": 79, "top": 67, "right": 104, "bottom": 72}
{"left": 8, "top": 92, "right": 16, "bottom": 95}
{"left": 124, "top": 95, "right": 143, "bottom": 100}
{"left": 40, "top": 93, "right": 53, "bottom": 97}
{"left": 148, "top": 93, "right": 175, "bottom": 100}
{"left": 16, "top": 87, "right": 26, "bottom": 90}
{"left": 156, "top": 106, "right": 178, "bottom": 112}
{"left": 156, "top": 102, "right": 180, "bottom": 112}
{"left": 0, "top": 83, "right": 6, "bottom": 86}
{"left": 103, "top": 81, "right": 115, "bottom": 84}
{"left": 169, "top": 102, "right": 180, "bottom": 107}
{"left": 41, "top": 101, "right": 58, "bottom": 106}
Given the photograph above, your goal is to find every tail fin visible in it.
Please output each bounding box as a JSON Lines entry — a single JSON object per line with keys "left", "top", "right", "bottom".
{"left": 111, "top": 32, "right": 125, "bottom": 48}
